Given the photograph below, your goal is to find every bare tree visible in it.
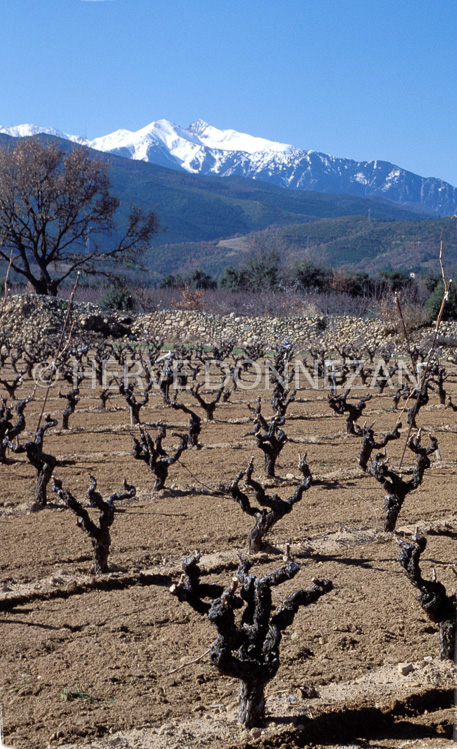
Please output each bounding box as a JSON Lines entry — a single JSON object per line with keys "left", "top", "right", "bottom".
{"left": 362, "top": 428, "right": 437, "bottom": 532}
{"left": 132, "top": 425, "right": 188, "bottom": 491}
{"left": 226, "top": 454, "right": 312, "bottom": 552}
{"left": 0, "top": 373, "right": 24, "bottom": 399}
{"left": 59, "top": 387, "right": 80, "bottom": 430}
{"left": 0, "top": 137, "right": 159, "bottom": 295}
{"left": 397, "top": 532, "right": 456, "bottom": 659}
{"left": 169, "top": 394, "right": 202, "bottom": 448}
{"left": 98, "top": 387, "right": 112, "bottom": 410}
{"left": 52, "top": 475, "right": 136, "bottom": 574}
{"left": 271, "top": 384, "right": 295, "bottom": 417}
{"left": 429, "top": 364, "right": 449, "bottom": 405}
{"left": 5, "top": 413, "right": 57, "bottom": 508}
{"left": 357, "top": 421, "right": 402, "bottom": 472}
{"left": 375, "top": 363, "right": 399, "bottom": 394}
{"left": 247, "top": 397, "right": 287, "bottom": 478}
{"left": 327, "top": 389, "right": 372, "bottom": 435}
{"left": 0, "top": 400, "right": 13, "bottom": 462}
{"left": 405, "top": 379, "right": 431, "bottom": 429}
{"left": 119, "top": 380, "right": 153, "bottom": 424}
{"left": 0, "top": 396, "right": 29, "bottom": 462}
{"left": 188, "top": 381, "right": 226, "bottom": 421}
{"left": 170, "top": 551, "right": 332, "bottom": 728}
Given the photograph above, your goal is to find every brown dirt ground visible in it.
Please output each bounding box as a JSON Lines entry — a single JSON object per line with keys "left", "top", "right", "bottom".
{"left": 0, "top": 357, "right": 456, "bottom": 748}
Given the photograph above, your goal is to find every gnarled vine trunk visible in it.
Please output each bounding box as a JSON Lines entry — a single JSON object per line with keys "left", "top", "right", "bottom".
{"left": 238, "top": 679, "right": 266, "bottom": 728}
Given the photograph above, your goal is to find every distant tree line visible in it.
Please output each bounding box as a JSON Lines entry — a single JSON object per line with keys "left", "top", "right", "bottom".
{"left": 152, "top": 252, "right": 456, "bottom": 319}
{"left": 159, "top": 255, "right": 424, "bottom": 296}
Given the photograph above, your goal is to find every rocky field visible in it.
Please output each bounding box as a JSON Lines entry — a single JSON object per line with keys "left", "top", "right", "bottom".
{"left": 0, "top": 296, "right": 456, "bottom": 748}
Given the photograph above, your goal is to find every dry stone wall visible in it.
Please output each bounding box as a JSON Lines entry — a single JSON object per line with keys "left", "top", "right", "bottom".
{"left": 1, "top": 294, "right": 456, "bottom": 354}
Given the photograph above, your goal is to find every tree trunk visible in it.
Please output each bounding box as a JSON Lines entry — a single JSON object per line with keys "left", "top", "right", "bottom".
{"left": 264, "top": 452, "right": 277, "bottom": 478}
{"left": 62, "top": 406, "right": 71, "bottom": 430}
{"left": 93, "top": 539, "right": 110, "bottom": 575}
{"left": 153, "top": 465, "right": 167, "bottom": 491}
{"left": 130, "top": 404, "right": 141, "bottom": 424}
{"left": 28, "top": 276, "right": 51, "bottom": 296}
{"left": 248, "top": 511, "right": 277, "bottom": 553}
{"left": 39, "top": 269, "right": 58, "bottom": 296}
{"left": 237, "top": 678, "right": 266, "bottom": 728}
{"left": 383, "top": 493, "right": 402, "bottom": 532}
{"left": 206, "top": 405, "right": 216, "bottom": 421}
{"left": 439, "top": 618, "right": 456, "bottom": 660}
{"left": 33, "top": 459, "right": 56, "bottom": 509}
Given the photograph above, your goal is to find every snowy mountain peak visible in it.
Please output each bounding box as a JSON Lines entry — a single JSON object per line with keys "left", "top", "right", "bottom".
{"left": 0, "top": 123, "right": 67, "bottom": 140}
{"left": 187, "top": 120, "right": 293, "bottom": 154}
{"left": 149, "top": 119, "right": 203, "bottom": 147}
{"left": 0, "top": 123, "right": 87, "bottom": 144}
{"left": 187, "top": 119, "right": 210, "bottom": 137}
{"left": 1, "top": 118, "right": 456, "bottom": 215}
{"left": 88, "top": 119, "right": 204, "bottom": 163}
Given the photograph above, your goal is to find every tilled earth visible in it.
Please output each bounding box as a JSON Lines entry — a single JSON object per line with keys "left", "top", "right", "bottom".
{"left": 0, "top": 357, "right": 456, "bottom": 748}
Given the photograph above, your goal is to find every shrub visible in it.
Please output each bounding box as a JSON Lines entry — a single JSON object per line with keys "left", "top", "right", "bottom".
{"left": 293, "top": 262, "right": 332, "bottom": 292}
{"left": 100, "top": 283, "right": 135, "bottom": 311}
{"left": 426, "top": 282, "right": 457, "bottom": 321}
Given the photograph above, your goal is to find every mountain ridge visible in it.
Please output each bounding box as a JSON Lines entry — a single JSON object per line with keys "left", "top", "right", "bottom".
{"left": 0, "top": 130, "right": 429, "bottom": 249}
{"left": 1, "top": 119, "right": 456, "bottom": 217}
{"left": 0, "top": 130, "right": 443, "bottom": 281}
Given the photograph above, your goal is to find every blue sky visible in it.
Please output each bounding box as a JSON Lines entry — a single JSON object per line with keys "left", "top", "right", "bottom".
{"left": 1, "top": 0, "right": 456, "bottom": 184}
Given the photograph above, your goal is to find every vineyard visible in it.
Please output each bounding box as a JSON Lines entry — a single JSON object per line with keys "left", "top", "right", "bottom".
{"left": 0, "top": 301, "right": 456, "bottom": 749}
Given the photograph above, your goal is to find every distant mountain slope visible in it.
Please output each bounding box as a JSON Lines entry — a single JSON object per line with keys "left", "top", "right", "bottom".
{"left": 105, "top": 158, "right": 431, "bottom": 247}
{"left": 0, "top": 132, "right": 429, "bottom": 250}
{"left": 144, "top": 216, "right": 457, "bottom": 278}
{"left": 2, "top": 132, "right": 451, "bottom": 282}
{"left": 270, "top": 215, "right": 457, "bottom": 274}
{"left": 1, "top": 119, "right": 456, "bottom": 216}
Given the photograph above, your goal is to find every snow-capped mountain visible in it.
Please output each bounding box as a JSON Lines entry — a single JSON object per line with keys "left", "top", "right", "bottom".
{"left": 0, "top": 123, "right": 87, "bottom": 144}
{"left": 1, "top": 119, "right": 456, "bottom": 216}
